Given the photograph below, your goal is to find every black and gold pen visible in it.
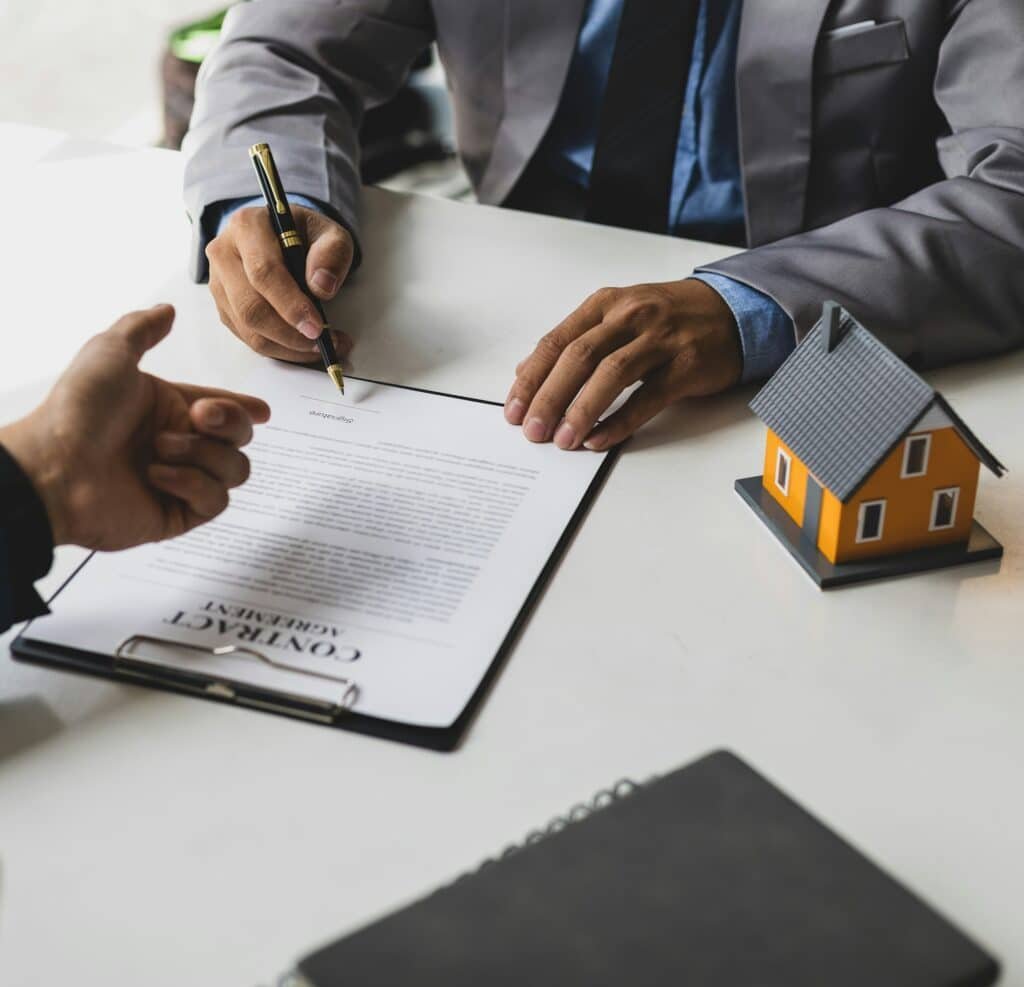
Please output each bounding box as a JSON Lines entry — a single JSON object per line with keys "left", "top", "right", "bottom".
{"left": 248, "top": 141, "right": 345, "bottom": 394}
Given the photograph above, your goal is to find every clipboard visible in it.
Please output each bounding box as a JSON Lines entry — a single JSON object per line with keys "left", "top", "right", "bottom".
{"left": 11, "top": 381, "right": 620, "bottom": 751}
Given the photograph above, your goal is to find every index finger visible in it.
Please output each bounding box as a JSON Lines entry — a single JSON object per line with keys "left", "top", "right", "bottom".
{"left": 174, "top": 383, "right": 271, "bottom": 423}
{"left": 188, "top": 398, "right": 258, "bottom": 448}
{"left": 234, "top": 209, "right": 325, "bottom": 341}
{"left": 504, "top": 288, "right": 613, "bottom": 425}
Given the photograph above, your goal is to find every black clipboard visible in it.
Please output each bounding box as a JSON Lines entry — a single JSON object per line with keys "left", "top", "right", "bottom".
{"left": 10, "top": 378, "right": 619, "bottom": 752}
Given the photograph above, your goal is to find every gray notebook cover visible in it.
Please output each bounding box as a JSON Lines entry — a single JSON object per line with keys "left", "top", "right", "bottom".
{"left": 298, "top": 750, "right": 999, "bottom": 986}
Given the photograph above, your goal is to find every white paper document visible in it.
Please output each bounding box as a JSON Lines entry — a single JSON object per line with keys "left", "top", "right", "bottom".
{"left": 27, "top": 364, "right": 611, "bottom": 728}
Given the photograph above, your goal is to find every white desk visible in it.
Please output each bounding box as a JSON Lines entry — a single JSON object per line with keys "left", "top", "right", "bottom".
{"left": 1, "top": 124, "right": 1022, "bottom": 986}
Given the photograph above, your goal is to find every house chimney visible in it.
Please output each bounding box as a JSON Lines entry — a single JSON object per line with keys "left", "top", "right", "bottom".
{"left": 823, "top": 301, "right": 842, "bottom": 353}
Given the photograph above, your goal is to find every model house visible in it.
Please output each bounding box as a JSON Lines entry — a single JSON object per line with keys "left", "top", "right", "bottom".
{"left": 737, "top": 302, "right": 1005, "bottom": 584}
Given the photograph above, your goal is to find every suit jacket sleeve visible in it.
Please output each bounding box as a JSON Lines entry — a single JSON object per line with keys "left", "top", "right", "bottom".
{"left": 698, "top": 0, "right": 1024, "bottom": 368}
{"left": 182, "top": 0, "right": 436, "bottom": 283}
{"left": 0, "top": 445, "right": 54, "bottom": 634}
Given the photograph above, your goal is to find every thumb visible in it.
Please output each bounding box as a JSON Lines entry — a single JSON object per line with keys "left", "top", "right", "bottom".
{"left": 302, "top": 210, "right": 355, "bottom": 300}
{"left": 105, "top": 304, "right": 176, "bottom": 362}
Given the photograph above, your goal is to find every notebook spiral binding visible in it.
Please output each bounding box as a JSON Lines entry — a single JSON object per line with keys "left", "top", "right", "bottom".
{"left": 458, "top": 777, "right": 646, "bottom": 883}
{"left": 275, "top": 778, "right": 651, "bottom": 987}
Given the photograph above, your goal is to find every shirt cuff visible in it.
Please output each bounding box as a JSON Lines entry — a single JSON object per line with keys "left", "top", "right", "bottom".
{"left": 691, "top": 273, "right": 795, "bottom": 382}
{"left": 0, "top": 443, "right": 54, "bottom": 629}
{"left": 213, "top": 194, "right": 327, "bottom": 237}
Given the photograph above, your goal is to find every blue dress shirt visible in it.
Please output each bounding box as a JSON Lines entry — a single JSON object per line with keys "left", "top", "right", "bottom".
{"left": 211, "top": 0, "right": 795, "bottom": 380}
{"left": 543, "top": 0, "right": 745, "bottom": 243}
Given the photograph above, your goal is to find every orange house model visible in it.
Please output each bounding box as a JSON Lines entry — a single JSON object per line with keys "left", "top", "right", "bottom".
{"left": 736, "top": 302, "right": 1005, "bottom": 588}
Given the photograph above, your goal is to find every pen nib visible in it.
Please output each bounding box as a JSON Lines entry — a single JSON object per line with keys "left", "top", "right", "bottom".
{"left": 327, "top": 364, "right": 346, "bottom": 395}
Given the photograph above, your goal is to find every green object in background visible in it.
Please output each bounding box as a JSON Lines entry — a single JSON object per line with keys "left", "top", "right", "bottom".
{"left": 169, "top": 9, "right": 230, "bottom": 64}
{"left": 162, "top": 8, "right": 236, "bottom": 148}
{"left": 160, "top": 1, "right": 452, "bottom": 176}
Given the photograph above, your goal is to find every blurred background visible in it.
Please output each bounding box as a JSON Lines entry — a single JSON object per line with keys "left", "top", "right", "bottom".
{"left": 0, "top": 1, "right": 467, "bottom": 196}
{"left": 1, "top": 1, "right": 213, "bottom": 144}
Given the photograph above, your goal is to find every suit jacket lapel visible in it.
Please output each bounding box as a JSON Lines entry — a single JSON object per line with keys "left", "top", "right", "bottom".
{"left": 736, "top": 0, "right": 833, "bottom": 246}
{"left": 478, "top": 0, "right": 587, "bottom": 204}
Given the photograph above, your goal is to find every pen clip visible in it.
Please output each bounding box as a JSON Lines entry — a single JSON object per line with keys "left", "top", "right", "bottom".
{"left": 249, "top": 142, "right": 289, "bottom": 215}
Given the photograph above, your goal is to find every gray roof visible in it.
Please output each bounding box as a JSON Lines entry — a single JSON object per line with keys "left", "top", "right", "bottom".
{"left": 749, "top": 304, "right": 1006, "bottom": 502}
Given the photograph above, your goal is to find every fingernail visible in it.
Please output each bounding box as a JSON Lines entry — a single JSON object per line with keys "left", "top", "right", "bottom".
{"left": 202, "top": 404, "right": 226, "bottom": 427}
{"left": 524, "top": 417, "right": 549, "bottom": 442}
{"left": 554, "top": 421, "right": 576, "bottom": 450}
{"left": 505, "top": 397, "right": 526, "bottom": 424}
{"left": 159, "top": 433, "right": 190, "bottom": 455}
{"left": 311, "top": 269, "right": 338, "bottom": 297}
{"left": 297, "top": 317, "right": 322, "bottom": 340}
{"left": 584, "top": 433, "right": 607, "bottom": 451}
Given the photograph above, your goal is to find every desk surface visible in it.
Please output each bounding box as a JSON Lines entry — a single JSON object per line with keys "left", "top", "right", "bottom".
{"left": 1, "top": 124, "right": 1022, "bottom": 987}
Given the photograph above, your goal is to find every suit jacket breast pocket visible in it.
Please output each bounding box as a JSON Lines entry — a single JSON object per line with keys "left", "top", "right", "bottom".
{"left": 806, "top": 19, "right": 913, "bottom": 226}
{"left": 817, "top": 19, "right": 910, "bottom": 77}
{"left": 813, "top": 19, "right": 911, "bottom": 152}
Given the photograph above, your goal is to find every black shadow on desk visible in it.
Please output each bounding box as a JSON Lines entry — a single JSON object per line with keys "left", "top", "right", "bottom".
{"left": 0, "top": 696, "right": 63, "bottom": 762}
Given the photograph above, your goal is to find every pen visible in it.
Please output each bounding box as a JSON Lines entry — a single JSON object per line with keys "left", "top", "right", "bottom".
{"left": 248, "top": 141, "right": 345, "bottom": 394}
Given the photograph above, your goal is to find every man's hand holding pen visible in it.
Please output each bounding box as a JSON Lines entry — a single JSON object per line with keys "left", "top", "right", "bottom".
{"left": 207, "top": 203, "right": 354, "bottom": 366}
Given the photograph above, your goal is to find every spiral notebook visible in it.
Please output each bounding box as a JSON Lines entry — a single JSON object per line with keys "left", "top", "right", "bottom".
{"left": 286, "top": 751, "right": 999, "bottom": 987}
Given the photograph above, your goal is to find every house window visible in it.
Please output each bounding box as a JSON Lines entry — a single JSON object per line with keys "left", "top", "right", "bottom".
{"left": 930, "top": 487, "right": 960, "bottom": 531}
{"left": 856, "top": 500, "right": 887, "bottom": 543}
{"left": 775, "top": 448, "right": 791, "bottom": 495}
{"left": 901, "top": 434, "right": 931, "bottom": 478}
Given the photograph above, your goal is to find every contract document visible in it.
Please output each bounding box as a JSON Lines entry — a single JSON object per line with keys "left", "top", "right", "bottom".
{"left": 16, "top": 363, "right": 613, "bottom": 745}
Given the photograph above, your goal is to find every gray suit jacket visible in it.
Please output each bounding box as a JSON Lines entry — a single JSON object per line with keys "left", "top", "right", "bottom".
{"left": 183, "top": 0, "right": 1024, "bottom": 369}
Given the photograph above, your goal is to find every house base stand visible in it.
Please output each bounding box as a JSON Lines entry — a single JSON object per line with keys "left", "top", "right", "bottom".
{"left": 735, "top": 476, "right": 1003, "bottom": 589}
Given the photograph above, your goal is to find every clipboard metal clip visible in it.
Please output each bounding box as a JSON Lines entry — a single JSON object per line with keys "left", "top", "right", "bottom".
{"left": 114, "top": 634, "right": 360, "bottom": 720}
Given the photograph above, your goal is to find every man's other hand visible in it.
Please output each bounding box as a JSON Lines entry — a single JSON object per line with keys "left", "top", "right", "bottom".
{"left": 504, "top": 279, "right": 743, "bottom": 450}
{"left": 0, "top": 305, "right": 271, "bottom": 550}
{"left": 206, "top": 204, "right": 354, "bottom": 363}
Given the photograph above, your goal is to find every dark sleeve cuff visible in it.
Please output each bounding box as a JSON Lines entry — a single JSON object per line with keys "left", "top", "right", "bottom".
{"left": 0, "top": 443, "right": 54, "bottom": 630}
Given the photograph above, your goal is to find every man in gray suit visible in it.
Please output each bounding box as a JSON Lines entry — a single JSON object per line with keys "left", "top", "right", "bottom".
{"left": 185, "top": 0, "right": 1024, "bottom": 452}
